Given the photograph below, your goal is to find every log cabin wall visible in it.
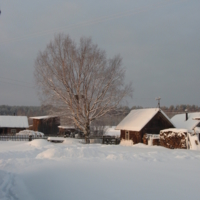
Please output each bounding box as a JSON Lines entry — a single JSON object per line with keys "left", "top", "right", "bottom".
{"left": 32, "top": 119, "right": 40, "bottom": 132}
{"left": 0, "top": 128, "right": 26, "bottom": 135}
{"left": 129, "top": 131, "right": 142, "bottom": 144}
{"left": 120, "top": 130, "right": 142, "bottom": 144}
{"left": 120, "top": 130, "right": 125, "bottom": 140}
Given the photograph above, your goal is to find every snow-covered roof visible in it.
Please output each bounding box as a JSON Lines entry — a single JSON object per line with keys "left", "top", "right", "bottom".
{"left": 116, "top": 108, "right": 174, "bottom": 132}
{"left": 171, "top": 112, "right": 200, "bottom": 130}
{"left": 58, "top": 126, "right": 75, "bottom": 129}
{"left": 30, "top": 115, "right": 58, "bottom": 120}
{"left": 104, "top": 126, "right": 120, "bottom": 136}
{"left": 0, "top": 116, "right": 29, "bottom": 128}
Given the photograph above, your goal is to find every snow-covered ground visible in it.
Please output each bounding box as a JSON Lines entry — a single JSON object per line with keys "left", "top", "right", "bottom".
{"left": 0, "top": 139, "right": 200, "bottom": 200}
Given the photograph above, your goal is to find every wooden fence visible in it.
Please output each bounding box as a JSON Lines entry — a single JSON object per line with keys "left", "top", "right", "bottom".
{"left": 0, "top": 135, "right": 120, "bottom": 145}
{"left": 102, "top": 136, "right": 120, "bottom": 145}
{"left": 0, "top": 135, "right": 47, "bottom": 141}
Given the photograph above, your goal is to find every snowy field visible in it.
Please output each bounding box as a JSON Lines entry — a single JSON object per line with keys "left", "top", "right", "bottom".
{"left": 0, "top": 139, "right": 200, "bottom": 200}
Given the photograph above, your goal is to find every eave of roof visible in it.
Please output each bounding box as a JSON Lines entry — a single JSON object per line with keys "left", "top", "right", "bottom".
{"left": 29, "top": 115, "right": 58, "bottom": 120}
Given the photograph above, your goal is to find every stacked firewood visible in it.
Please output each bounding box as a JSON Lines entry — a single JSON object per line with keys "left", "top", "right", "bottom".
{"left": 160, "top": 130, "right": 187, "bottom": 149}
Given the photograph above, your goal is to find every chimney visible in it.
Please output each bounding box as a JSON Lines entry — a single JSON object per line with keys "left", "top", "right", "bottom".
{"left": 185, "top": 109, "right": 188, "bottom": 121}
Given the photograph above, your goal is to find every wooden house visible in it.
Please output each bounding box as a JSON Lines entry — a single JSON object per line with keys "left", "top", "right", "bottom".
{"left": 29, "top": 116, "right": 60, "bottom": 135}
{"left": 0, "top": 116, "right": 29, "bottom": 135}
{"left": 116, "top": 108, "right": 175, "bottom": 144}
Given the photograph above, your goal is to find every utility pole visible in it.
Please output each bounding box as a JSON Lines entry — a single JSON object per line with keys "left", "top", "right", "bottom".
{"left": 156, "top": 97, "right": 161, "bottom": 108}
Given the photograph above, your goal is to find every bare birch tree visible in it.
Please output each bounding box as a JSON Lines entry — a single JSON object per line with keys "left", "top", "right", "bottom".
{"left": 34, "top": 34, "right": 132, "bottom": 139}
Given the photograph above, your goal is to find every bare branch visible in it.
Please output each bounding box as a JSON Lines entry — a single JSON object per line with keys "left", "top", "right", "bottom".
{"left": 34, "top": 34, "right": 132, "bottom": 137}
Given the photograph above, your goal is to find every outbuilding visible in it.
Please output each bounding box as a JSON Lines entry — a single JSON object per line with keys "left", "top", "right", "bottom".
{"left": 116, "top": 108, "right": 175, "bottom": 144}
{"left": 29, "top": 116, "right": 60, "bottom": 135}
{"left": 0, "top": 116, "right": 29, "bottom": 135}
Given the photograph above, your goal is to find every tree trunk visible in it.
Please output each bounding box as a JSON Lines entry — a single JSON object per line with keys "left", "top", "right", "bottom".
{"left": 84, "top": 122, "right": 90, "bottom": 143}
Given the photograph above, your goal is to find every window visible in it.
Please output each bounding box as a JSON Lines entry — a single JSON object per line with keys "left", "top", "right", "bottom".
{"left": 125, "top": 131, "right": 129, "bottom": 140}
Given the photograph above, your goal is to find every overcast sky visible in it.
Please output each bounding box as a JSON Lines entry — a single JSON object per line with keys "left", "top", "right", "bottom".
{"left": 0, "top": 0, "right": 200, "bottom": 108}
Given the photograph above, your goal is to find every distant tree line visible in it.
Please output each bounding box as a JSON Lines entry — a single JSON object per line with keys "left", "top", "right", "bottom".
{"left": 0, "top": 105, "right": 49, "bottom": 117}
{"left": 160, "top": 105, "right": 200, "bottom": 112}
{"left": 0, "top": 104, "right": 200, "bottom": 126}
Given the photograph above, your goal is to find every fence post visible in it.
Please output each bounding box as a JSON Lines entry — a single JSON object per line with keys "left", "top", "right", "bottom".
{"left": 29, "top": 135, "right": 32, "bottom": 141}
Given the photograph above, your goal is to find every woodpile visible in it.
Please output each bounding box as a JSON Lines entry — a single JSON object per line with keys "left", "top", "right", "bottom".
{"left": 160, "top": 130, "right": 187, "bottom": 149}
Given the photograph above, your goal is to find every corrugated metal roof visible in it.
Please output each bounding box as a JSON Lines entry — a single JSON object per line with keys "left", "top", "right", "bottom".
{"left": 116, "top": 108, "right": 174, "bottom": 132}
{"left": 0, "top": 116, "right": 29, "bottom": 128}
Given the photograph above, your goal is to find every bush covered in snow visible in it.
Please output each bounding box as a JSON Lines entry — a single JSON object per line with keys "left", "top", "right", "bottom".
{"left": 16, "top": 130, "right": 44, "bottom": 137}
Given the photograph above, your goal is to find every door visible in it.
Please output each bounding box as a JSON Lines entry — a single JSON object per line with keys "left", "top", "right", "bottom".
{"left": 125, "top": 131, "right": 129, "bottom": 140}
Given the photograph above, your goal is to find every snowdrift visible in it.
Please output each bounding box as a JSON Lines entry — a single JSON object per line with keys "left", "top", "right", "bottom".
{"left": 120, "top": 139, "right": 133, "bottom": 146}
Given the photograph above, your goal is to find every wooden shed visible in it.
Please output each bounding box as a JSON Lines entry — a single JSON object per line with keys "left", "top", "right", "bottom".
{"left": 29, "top": 116, "right": 60, "bottom": 135}
{"left": 0, "top": 116, "right": 29, "bottom": 135}
{"left": 58, "top": 126, "right": 76, "bottom": 136}
{"left": 116, "top": 108, "right": 175, "bottom": 144}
